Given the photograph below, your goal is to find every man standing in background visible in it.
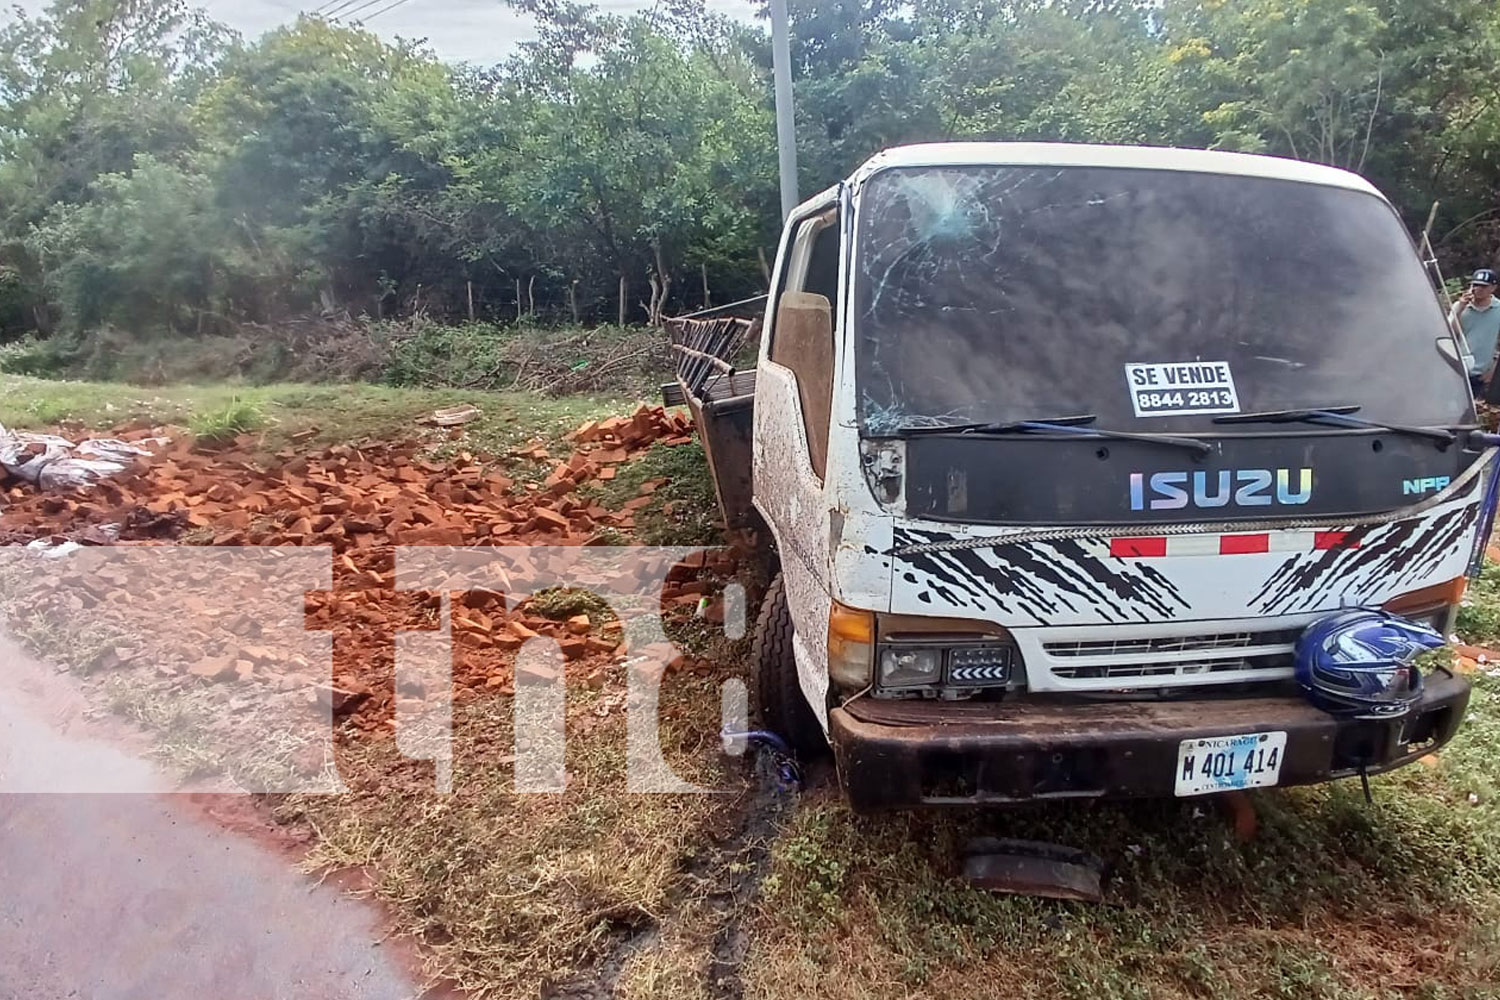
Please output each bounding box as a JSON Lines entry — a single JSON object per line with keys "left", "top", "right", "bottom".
{"left": 1451, "top": 268, "right": 1500, "bottom": 396}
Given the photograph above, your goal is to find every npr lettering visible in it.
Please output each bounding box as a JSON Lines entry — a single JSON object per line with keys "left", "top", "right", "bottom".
{"left": 1129, "top": 468, "right": 1313, "bottom": 511}
{"left": 1128, "top": 363, "right": 1231, "bottom": 387}
{"left": 1402, "top": 476, "right": 1451, "bottom": 496}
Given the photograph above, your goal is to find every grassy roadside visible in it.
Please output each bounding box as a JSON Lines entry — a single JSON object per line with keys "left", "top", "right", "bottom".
{"left": 279, "top": 656, "right": 748, "bottom": 997}
{"left": 0, "top": 373, "right": 632, "bottom": 456}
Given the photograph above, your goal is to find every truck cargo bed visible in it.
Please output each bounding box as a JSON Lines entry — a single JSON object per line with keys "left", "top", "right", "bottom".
{"left": 662, "top": 299, "right": 765, "bottom": 531}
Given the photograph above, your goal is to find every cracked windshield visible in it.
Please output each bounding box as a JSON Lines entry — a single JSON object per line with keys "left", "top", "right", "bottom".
{"left": 855, "top": 166, "right": 1469, "bottom": 434}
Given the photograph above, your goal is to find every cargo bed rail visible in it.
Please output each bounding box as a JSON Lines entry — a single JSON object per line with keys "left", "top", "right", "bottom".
{"left": 662, "top": 296, "right": 765, "bottom": 530}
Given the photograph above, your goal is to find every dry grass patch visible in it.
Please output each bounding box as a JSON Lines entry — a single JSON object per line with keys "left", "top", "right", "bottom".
{"left": 280, "top": 663, "right": 755, "bottom": 998}
{"left": 743, "top": 696, "right": 1500, "bottom": 1000}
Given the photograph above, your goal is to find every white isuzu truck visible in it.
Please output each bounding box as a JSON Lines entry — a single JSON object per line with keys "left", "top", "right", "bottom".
{"left": 666, "top": 142, "right": 1495, "bottom": 811}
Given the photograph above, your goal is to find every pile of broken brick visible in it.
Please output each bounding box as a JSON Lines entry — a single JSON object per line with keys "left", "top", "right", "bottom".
{"left": 0, "top": 403, "right": 738, "bottom": 731}
{"left": 0, "top": 404, "right": 698, "bottom": 549}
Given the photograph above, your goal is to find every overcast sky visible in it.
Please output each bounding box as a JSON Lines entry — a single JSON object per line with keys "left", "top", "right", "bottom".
{"left": 3, "top": 0, "right": 762, "bottom": 65}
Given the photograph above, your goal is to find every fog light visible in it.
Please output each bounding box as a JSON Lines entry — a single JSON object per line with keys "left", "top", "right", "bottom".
{"left": 946, "top": 645, "right": 1011, "bottom": 686}
{"left": 878, "top": 647, "right": 943, "bottom": 688}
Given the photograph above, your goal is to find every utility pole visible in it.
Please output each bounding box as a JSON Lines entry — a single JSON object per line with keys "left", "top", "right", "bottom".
{"left": 769, "top": 0, "right": 799, "bottom": 219}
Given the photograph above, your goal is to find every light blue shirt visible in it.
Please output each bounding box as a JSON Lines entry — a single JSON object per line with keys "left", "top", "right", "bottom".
{"left": 1452, "top": 297, "right": 1500, "bottom": 375}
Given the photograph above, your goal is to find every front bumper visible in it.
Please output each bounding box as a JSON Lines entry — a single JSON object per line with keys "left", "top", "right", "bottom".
{"left": 829, "top": 671, "right": 1470, "bottom": 812}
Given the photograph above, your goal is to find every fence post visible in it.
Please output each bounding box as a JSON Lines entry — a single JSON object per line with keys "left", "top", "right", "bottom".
{"left": 618, "top": 276, "right": 627, "bottom": 328}
{"left": 467, "top": 280, "right": 474, "bottom": 322}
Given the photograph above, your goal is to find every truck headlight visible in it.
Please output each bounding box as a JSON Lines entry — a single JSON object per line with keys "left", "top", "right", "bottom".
{"left": 878, "top": 646, "right": 944, "bottom": 688}
{"left": 865, "top": 614, "right": 1019, "bottom": 697}
{"left": 873, "top": 641, "right": 1015, "bottom": 696}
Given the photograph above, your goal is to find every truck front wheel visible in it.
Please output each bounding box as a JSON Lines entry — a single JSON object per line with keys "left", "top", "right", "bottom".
{"left": 751, "top": 574, "right": 828, "bottom": 757}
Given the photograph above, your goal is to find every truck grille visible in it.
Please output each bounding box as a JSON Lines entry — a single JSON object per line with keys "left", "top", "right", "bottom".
{"left": 1044, "top": 628, "right": 1303, "bottom": 659}
{"left": 1041, "top": 627, "right": 1302, "bottom": 684}
{"left": 1048, "top": 653, "right": 1293, "bottom": 681}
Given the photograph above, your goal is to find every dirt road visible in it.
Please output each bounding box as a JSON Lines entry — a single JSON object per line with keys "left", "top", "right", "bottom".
{"left": 0, "top": 634, "right": 439, "bottom": 1000}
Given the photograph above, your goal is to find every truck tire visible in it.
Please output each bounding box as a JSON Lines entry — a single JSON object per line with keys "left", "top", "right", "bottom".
{"left": 752, "top": 574, "right": 828, "bottom": 757}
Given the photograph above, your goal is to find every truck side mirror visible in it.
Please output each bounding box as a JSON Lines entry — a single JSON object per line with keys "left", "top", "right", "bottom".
{"left": 1436, "top": 336, "right": 1472, "bottom": 373}
{"left": 771, "top": 291, "right": 835, "bottom": 479}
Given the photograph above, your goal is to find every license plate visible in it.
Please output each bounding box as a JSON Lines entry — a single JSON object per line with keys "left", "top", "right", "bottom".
{"left": 1174, "top": 730, "right": 1286, "bottom": 797}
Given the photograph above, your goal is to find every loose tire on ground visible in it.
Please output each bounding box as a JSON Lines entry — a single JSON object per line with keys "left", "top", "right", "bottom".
{"left": 751, "top": 573, "right": 827, "bottom": 757}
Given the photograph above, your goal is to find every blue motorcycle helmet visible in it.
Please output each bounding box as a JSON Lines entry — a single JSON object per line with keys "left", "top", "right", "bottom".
{"left": 1294, "top": 608, "right": 1444, "bottom": 719}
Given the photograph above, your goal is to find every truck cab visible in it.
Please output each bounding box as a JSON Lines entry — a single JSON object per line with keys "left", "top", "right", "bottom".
{"left": 672, "top": 142, "right": 1491, "bottom": 811}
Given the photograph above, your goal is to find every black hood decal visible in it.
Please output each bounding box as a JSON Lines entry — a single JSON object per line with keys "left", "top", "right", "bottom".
{"left": 894, "top": 529, "right": 1191, "bottom": 626}
{"left": 1249, "top": 506, "right": 1476, "bottom": 614}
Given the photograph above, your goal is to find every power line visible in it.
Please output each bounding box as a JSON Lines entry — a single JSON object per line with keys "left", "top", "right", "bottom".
{"left": 309, "top": 0, "right": 360, "bottom": 16}
{"left": 330, "top": 0, "right": 396, "bottom": 23}
{"left": 355, "top": 0, "right": 417, "bottom": 23}
{"left": 315, "top": 0, "right": 370, "bottom": 20}
{"left": 329, "top": 0, "right": 384, "bottom": 21}
{"left": 308, "top": 0, "right": 360, "bottom": 20}
{"left": 309, "top": 0, "right": 417, "bottom": 27}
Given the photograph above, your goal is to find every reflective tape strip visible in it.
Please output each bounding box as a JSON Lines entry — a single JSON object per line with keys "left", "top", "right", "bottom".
{"left": 1165, "top": 534, "right": 1220, "bottom": 556}
{"left": 1314, "top": 530, "right": 1360, "bottom": 550}
{"left": 1219, "top": 533, "right": 1270, "bottom": 555}
{"left": 1108, "top": 529, "right": 1362, "bottom": 558}
{"left": 1109, "top": 536, "right": 1167, "bottom": 557}
{"left": 1270, "top": 530, "right": 1317, "bottom": 552}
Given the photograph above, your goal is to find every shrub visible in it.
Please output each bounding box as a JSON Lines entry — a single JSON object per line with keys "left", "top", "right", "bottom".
{"left": 188, "top": 397, "right": 264, "bottom": 443}
{"left": 0, "top": 334, "right": 80, "bottom": 378}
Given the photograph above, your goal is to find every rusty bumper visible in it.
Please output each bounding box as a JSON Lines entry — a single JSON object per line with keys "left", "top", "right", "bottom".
{"left": 829, "top": 672, "right": 1470, "bottom": 812}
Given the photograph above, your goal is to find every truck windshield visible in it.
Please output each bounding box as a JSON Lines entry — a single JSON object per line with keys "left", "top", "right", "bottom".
{"left": 853, "top": 164, "right": 1469, "bottom": 435}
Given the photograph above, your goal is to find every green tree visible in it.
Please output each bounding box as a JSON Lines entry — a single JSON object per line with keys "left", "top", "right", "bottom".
{"left": 192, "top": 18, "right": 456, "bottom": 310}
{"left": 496, "top": 9, "right": 777, "bottom": 321}
{"left": 0, "top": 0, "right": 232, "bottom": 332}
{"left": 26, "top": 154, "right": 276, "bottom": 332}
